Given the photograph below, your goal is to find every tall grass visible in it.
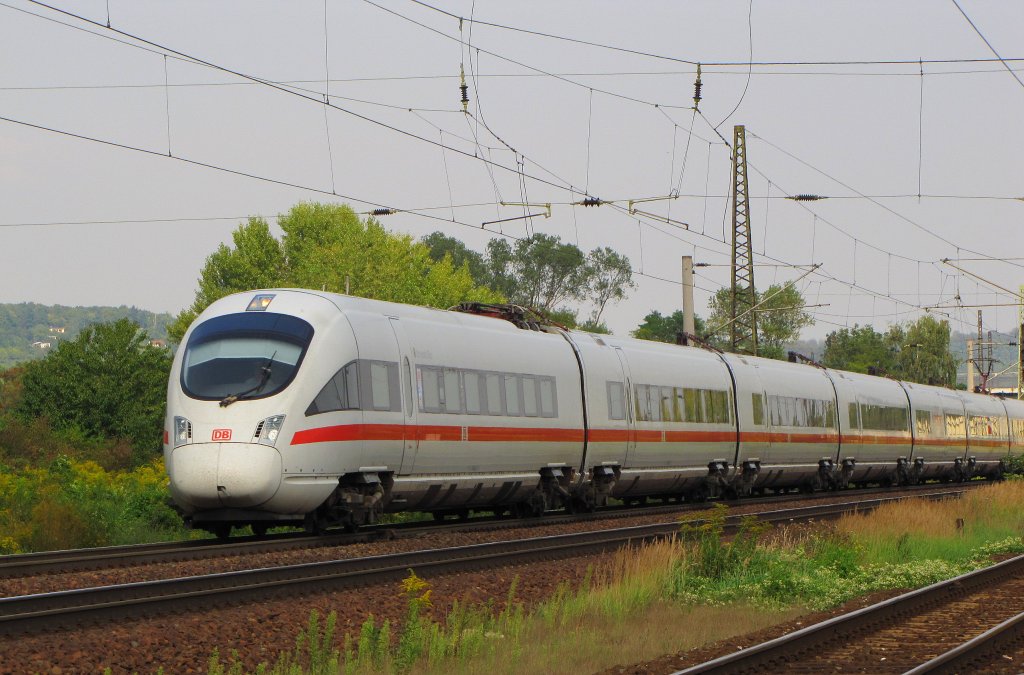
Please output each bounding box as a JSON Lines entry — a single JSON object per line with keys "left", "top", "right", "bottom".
{"left": 840, "top": 479, "right": 1024, "bottom": 565}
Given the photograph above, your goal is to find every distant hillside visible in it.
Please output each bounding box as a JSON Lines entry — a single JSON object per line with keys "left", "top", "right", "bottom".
{"left": 0, "top": 303, "right": 173, "bottom": 369}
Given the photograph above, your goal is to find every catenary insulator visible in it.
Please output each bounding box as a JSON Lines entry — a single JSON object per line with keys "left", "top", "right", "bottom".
{"left": 460, "top": 64, "right": 469, "bottom": 112}
{"left": 693, "top": 63, "right": 703, "bottom": 109}
{"left": 371, "top": 208, "right": 396, "bottom": 216}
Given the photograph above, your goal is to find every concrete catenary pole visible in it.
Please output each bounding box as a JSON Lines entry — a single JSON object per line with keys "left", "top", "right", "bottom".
{"left": 967, "top": 338, "right": 975, "bottom": 392}
{"left": 682, "top": 256, "right": 696, "bottom": 336}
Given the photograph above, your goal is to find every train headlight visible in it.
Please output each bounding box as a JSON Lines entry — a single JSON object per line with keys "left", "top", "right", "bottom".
{"left": 173, "top": 416, "right": 192, "bottom": 448}
{"left": 258, "top": 414, "right": 286, "bottom": 447}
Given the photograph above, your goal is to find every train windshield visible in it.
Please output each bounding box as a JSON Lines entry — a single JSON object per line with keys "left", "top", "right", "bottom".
{"left": 181, "top": 312, "right": 314, "bottom": 401}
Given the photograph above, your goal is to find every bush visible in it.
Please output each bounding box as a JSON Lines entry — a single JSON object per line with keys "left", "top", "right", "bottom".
{"left": 16, "top": 319, "right": 171, "bottom": 458}
{"left": 0, "top": 456, "right": 190, "bottom": 553}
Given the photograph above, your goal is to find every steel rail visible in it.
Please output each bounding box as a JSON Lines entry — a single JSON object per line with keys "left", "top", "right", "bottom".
{"left": 904, "top": 609, "right": 1024, "bottom": 674}
{"left": 0, "top": 483, "right": 980, "bottom": 579}
{"left": 676, "top": 553, "right": 1024, "bottom": 674}
{"left": 0, "top": 493, "right": 942, "bottom": 636}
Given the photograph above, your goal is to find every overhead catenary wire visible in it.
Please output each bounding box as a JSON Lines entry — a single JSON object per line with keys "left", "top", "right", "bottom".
{"left": 406, "top": 0, "right": 1024, "bottom": 69}
{"left": 10, "top": 0, "right": 1015, "bottom": 335}
{"left": 744, "top": 130, "right": 1024, "bottom": 269}
{"left": 11, "top": 63, "right": 1024, "bottom": 95}
{"left": 19, "top": 0, "right": 597, "bottom": 201}
{"left": 950, "top": 0, "right": 1024, "bottom": 92}
{"left": 358, "top": 0, "right": 694, "bottom": 110}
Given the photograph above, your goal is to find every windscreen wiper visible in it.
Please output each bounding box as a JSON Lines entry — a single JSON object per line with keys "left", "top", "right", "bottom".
{"left": 219, "top": 351, "right": 276, "bottom": 407}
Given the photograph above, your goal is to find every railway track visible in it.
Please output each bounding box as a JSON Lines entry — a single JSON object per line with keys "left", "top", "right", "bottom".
{"left": 678, "top": 551, "right": 1024, "bottom": 674}
{"left": 0, "top": 491, "right": 954, "bottom": 637}
{"left": 0, "top": 482, "right": 980, "bottom": 580}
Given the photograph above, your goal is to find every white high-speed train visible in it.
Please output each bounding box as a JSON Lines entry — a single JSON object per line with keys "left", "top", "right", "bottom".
{"left": 163, "top": 289, "right": 1024, "bottom": 536}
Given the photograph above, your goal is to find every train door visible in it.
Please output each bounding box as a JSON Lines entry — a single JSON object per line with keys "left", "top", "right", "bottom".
{"left": 614, "top": 347, "right": 637, "bottom": 465}
{"left": 388, "top": 317, "right": 417, "bottom": 475}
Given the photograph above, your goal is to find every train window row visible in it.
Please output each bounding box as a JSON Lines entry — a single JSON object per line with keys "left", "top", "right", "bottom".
{"left": 307, "top": 359, "right": 401, "bottom": 415}
{"left": 632, "top": 384, "right": 732, "bottom": 424}
{"left": 418, "top": 366, "right": 557, "bottom": 418}
{"left": 763, "top": 394, "right": 836, "bottom": 429}
{"left": 852, "top": 403, "right": 909, "bottom": 432}
{"left": 969, "top": 415, "right": 1007, "bottom": 438}
{"left": 915, "top": 409, "right": 940, "bottom": 436}
{"left": 1012, "top": 419, "right": 1024, "bottom": 438}
{"left": 945, "top": 413, "right": 965, "bottom": 436}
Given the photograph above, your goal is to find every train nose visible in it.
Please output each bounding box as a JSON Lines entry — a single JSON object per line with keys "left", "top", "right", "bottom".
{"left": 169, "top": 443, "right": 282, "bottom": 510}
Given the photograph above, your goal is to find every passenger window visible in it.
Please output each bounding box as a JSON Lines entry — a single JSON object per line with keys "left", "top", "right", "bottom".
{"left": 707, "top": 390, "right": 730, "bottom": 424}
{"left": 848, "top": 402, "right": 859, "bottom": 429}
{"left": 485, "top": 373, "right": 504, "bottom": 415}
{"left": 648, "top": 386, "right": 661, "bottom": 422}
{"left": 540, "top": 378, "right": 557, "bottom": 417}
{"left": 607, "top": 381, "right": 625, "bottom": 420}
{"left": 464, "top": 371, "right": 483, "bottom": 414}
{"left": 672, "top": 388, "right": 684, "bottom": 423}
{"left": 403, "top": 358, "right": 412, "bottom": 417}
{"left": 306, "top": 361, "right": 360, "bottom": 415}
{"left": 368, "top": 362, "right": 392, "bottom": 411}
{"left": 661, "top": 387, "right": 674, "bottom": 422}
{"left": 684, "top": 388, "right": 702, "bottom": 423}
{"left": 916, "top": 409, "right": 931, "bottom": 435}
{"left": 523, "top": 376, "right": 538, "bottom": 417}
{"left": 308, "top": 376, "right": 343, "bottom": 415}
{"left": 504, "top": 375, "right": 521, "bottom": 416}
{"left": 420, "top": 367, "right": 442, "bottom": 413}
{"left": 752, "top": 393, "right": 764, "bottom": 426}
{"left": 824, "top": 401, "right": 836, "bottom": 428}
{"left": 443, "top": 368, "right": 462, "bottom": 413}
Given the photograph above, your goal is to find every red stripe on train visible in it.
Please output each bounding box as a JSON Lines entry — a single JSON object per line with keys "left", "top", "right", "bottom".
{"left": 292, "top": 424, "right": 1009, "bottom": 448}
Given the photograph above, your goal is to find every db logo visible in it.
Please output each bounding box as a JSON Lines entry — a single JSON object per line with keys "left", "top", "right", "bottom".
{"left": 212, "top": 429, "right": 232, "bottom": 441}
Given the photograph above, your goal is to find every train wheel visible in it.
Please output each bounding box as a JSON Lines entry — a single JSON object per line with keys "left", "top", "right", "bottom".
{"left": 213, "top": 524, "right": 232, "bottom": 540}
{"left": 252, "top": 524, "right": 268, "bottom": 537}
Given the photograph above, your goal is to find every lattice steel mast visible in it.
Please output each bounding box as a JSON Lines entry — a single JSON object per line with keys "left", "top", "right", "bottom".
{"left": 730, "top": 125, "right": 758, "bottom": 354}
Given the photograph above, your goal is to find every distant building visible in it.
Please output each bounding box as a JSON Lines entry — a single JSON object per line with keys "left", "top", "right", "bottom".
{"left": 48, "top": 327, "right": 66, "bottom": 334}
{"left": 31, "top": 341, "right": 52, "bottom": 349}
{"left": 149, "top": 339, "right": 168, "bottom": 349}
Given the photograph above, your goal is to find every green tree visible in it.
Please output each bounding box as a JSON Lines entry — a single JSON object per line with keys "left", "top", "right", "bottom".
{"left": 892, "top": 315, "right": 958, "bottom": 387}
{"left": 421, "top": 231, "right": 489, "bottom": 287}
{"left": 17, "top": 319, "right": 172, "bottom": 455}
{"left": 632, "top": 310, "right": 707, "bottom": 343}
{"left": 586, "top": 246, "right": 635, "bottom": 325}
{"left": 822, "top": 316, "right": 958, "bottom": 386}
{"left": 822, "top": 324, "right": 898, "bottom": 375}
{"left": 485, "top": 234, "right": 591, "bottom": 312}
{"left": 169, "top": 203, "right": 502, "bottom": 341}
{"left": 706, "top": 284, "right": 814, "bottom": 359}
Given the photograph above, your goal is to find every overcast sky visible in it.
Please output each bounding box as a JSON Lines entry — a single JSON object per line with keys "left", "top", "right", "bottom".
{"left": 1, "top": 0, "right": 1022, "bottom": 340}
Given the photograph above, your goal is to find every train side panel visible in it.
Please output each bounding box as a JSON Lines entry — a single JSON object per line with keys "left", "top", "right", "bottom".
{"left": 829, "top": 369, "right": 912, "bottom": 484}
{"left": 604, "top": 338, "right": 737, "bottom": 498}
{"left": 960, "top": 391, "right": 1009, "bottom": 477}
{"left": 1003, "top": 398, "right": 1024, "bottom": 457}
{"left": 900, "top": 381, "right": 968, "bottom": 481}
{"left": 381, "top": 311, "right": 585, "bottom": 512}
{"left": 725, "top": 353, "right": 839, "bottom": 490}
